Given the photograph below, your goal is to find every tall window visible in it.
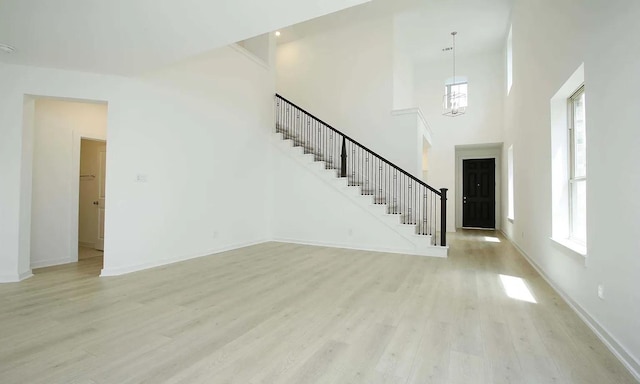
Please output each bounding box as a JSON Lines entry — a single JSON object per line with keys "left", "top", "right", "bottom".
{"left": 507, "top": 26, "right": 513, "bottom": 94}
{"left": 507, "top": 145, "right": 514, "bottom": 220}
{"left": 569, "top": 85, "right": 586, "bottom": 243}
{"left": 444, "top": 82, "right": 468, "bottom": 110}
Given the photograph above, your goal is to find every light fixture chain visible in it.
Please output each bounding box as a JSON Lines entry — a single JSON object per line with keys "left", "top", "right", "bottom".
{"left": 453, "top": 32, "right": 456, "bottom": 84}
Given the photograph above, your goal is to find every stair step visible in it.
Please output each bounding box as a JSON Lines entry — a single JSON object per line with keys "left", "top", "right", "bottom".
{"left": 276, "top": 127, "right": 296, "bottom": 137}
{"left": 314, "top": 156, "right": 334, "bottom": 163}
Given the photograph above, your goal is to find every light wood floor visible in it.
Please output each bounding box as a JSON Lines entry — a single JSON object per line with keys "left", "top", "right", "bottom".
{"left": 78, "top": 246, "right": 104, "bottom": 260}
{"left": 0, "top": 231, "right": 636, "bottom": 384}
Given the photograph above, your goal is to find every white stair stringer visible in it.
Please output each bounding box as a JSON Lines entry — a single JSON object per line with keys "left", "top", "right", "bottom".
{"left": 272, "top": 133, "right": 448, "bottom": 258}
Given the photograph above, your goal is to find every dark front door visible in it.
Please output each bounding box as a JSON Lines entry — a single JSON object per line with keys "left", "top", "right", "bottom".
{"left": 463, "top": 158, "right": 496, "bottom": 228}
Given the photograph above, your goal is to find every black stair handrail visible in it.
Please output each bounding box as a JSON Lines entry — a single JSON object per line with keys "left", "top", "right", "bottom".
{"left": 276, "top": 94, "right": 442, "bottom": 195}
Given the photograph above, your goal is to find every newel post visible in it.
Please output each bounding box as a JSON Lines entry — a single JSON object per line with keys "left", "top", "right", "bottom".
{"left": 440, "top": 188, "right": 448, "bottom": 246}
{"left": 340, "top": 137, "right": 347, "bottom": 178}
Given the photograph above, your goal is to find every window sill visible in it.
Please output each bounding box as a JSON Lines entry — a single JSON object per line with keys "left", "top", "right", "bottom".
{"left": 550, "top": 237, "right": 587, "bottom": 257}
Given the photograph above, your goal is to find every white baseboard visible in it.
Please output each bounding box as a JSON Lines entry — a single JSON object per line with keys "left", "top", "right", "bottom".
{"left": 272, "top": 237, "right": 447, "bottom": 258}
{"left": 0, "top": 270, "right": 33, "bottom": 283}
{"left": 19, "top": 270, "right": 33, "bottom": 281}
{"left": 31, "top": 257, "right": 74, "bottom": 269}
{"left": 500, "top": 230, "right": 640, "bottom": 382}
{"left": 100, "top": 239, "right": 269, "bottom": 277}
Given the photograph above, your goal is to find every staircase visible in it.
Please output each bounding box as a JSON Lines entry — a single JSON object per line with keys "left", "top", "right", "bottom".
{"left": 274, "top": 94, "right": 448, "bottom": 256}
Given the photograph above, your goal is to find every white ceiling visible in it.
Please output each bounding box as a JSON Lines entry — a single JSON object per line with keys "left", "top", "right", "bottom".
{"left": 0, "top": 0, "right": 369, "bottom": 74}
{"left": 395, "top": 0, "right": 514, "bottom": 63}
{"left": 276, "top": 0, "right": 513, "bottom": 63}
{"left": 274, "top": 0, "right": 422, "bottom": 45}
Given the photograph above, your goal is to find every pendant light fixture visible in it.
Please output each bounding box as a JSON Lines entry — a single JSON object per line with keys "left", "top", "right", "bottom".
{"left": 442, "top": 31, "right": 466, "bottom": 117}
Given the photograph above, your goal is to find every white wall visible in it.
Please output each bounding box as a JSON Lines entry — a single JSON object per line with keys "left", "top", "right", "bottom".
{"left": 30, "top": 100, "right": 107, "bottom": 268}
{"left": 103, "top": 50, "right": 274, "bottom": 275}
{"left": 502, "top": 0, "right": 640, "bottom": 376}
{"left": 389, "top": 110, "right": 429, "bottom": 178}
{"left": 392, "top": 49, "right": 415, "bottom": 110}
{"left": 237, "top": 34, "right": 271, "bottom": 65}
{"left": 276, "top": 17, "right": 398, "bottom": 164}
{"left": 0, "top": 43, "right": 275, "bottom": 280}
{"left": 79, "top": 139, "right": 107, "bottom": 247}
{"left": 415, "top": 52, "right": 505, "bottom": 231}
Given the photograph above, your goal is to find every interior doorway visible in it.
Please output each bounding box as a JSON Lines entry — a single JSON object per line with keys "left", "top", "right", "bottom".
{"left": 28, "top": 97, "right": 108, "bottom": 273}
{"left": 78, "top": 139, "right": 107, "bottom": 261}
{"left": 462, "top": 158, "right": 496, "bottom": 229}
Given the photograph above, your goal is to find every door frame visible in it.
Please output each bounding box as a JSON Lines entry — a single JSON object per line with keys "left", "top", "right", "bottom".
{"left": 71, "top": 134, "right": 107, "bottom": 262}
{"left": 455, "top": 143, "right": 502, "bottom": 230}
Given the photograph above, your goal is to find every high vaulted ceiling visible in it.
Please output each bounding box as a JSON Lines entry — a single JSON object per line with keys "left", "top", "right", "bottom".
{"left": 276, "top": 0, "right": 513, "bottom": 63}
{"left": 395, "top": 0, "right": 513, "bottom": 63}
{"left": 0, "top": 0, "right": 369, "bottom": 74}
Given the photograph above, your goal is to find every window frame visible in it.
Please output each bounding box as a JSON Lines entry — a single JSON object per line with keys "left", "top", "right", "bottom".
{"left": 568, "top": 84, "right": 586, "bottom": 244}
{"left": 507, "top": 145, "right": 514, "bottom": 221}
{"left": 444, "top": 82, "right": 468, "bottom": 110}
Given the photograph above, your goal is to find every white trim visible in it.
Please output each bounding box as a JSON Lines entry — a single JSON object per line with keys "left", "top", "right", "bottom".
{"left": 507, "top": 144, "right": 514, "bottom": 220}
{"left": 100, "top": 239, "right": 269, "bottom": 277}
{"left": 391, "top": 107, "right": 434, "bottom": 145}
{"left": 31, "top": 257, "right": 74, "bottom": 269}
{"left": 502, "top": 230, "right": 640, "bottom": 382}
{"left": 229, "top": 44, "right": 270, "bottom": 70}
{"left": 550, "top": 63, "right": 584, "bottom": 244}
{"left": 455, "top": 144, "right": 503, "bottom": 230}
{"left": 550, "top": 237, "right": 587, "bottom": 257}
{"left": 71, "top": 134, "right": 107, "bottom": 265}
{"left": 0, "top": 270, "right": 33, "bottom": 283}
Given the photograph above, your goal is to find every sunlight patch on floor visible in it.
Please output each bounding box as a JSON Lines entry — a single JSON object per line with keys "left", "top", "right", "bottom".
{"left": 482, "top": 236, "right": 501, "bottom": 243}
{"left": 499, "top": 274, "right": 537, "bottom": 303}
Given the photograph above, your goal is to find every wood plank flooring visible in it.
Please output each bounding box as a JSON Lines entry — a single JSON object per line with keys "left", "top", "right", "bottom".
{"left": 0, "top": 231, "right": 636, "bottom": 383}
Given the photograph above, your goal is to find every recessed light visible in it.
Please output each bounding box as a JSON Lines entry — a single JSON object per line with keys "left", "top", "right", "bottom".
{"left": 275, "top": 31, "right": 281, "bottom": 37}
{"left": 0, "top": 43, "right": 16, "bottom": 54}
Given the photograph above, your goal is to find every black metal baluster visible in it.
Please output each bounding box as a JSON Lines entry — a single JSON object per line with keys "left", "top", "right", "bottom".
{"left": 440, "top": 188, "right": 447, "bottom": 246}
{"left": 390, "top": 165, "right": 393, "bottom": 213}
{"left": 378, "top": 161, "right": 382, "bottom": 204}
{"left": 394, "top": 169, "right": 397, "bottom": 214}
{"left": 340, "top": 137, "right": 347, "bottom": 177}
{"left": 433, "top": 193, "right": 436, "bottom": 239}
{"left": 401, "top": 171, "right": 404, "bottom": 217}
{"left": 352, "top": 145, "right": 356, "bottom": 186}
